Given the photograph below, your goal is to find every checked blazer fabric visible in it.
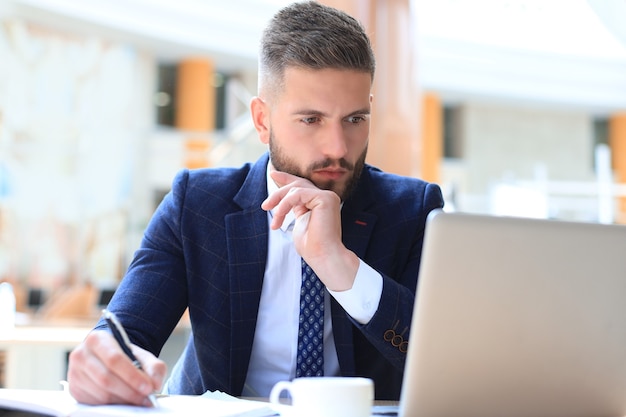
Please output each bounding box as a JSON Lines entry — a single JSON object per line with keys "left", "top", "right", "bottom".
{"left": 96, "top": 152, "right": 444, "bottom": 400}
{"left": 297, "top": 259, "right": 325, "bottom": 377}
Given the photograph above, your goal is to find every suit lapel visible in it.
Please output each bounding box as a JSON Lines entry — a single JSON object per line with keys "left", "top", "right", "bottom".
{"left": 333, "top": 168, "right": 378, "bottom": 376}
{"left": 225, "top": 154, "right": 270, "bottom": 394}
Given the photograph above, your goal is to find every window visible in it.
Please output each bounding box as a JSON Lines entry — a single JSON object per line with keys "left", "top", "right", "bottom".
{"left": 155, "top": 63, "right": 228, "bottom": 130}
{"left": 443, "top": 105, "right": 463, "bottom": 159}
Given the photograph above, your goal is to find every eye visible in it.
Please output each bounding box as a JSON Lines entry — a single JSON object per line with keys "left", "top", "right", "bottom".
{"left": 346, "top": 115, "right": 367, "bottom": 124}
{"left": 301, "top": 116, "right": 320, "bottom": 125}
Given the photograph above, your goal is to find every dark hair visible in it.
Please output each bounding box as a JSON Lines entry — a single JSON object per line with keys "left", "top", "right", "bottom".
{"left": 258, "top": 1, "right": 375, "bottom": 96}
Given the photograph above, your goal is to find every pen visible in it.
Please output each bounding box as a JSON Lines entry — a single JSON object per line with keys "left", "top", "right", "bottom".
{"left": 102, "top": 309, "right": 159, "bottom": 408}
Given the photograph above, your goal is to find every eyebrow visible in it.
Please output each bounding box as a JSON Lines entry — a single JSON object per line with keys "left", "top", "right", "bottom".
{"left": 292, "top": 108, "right": 371, "bottom": 118}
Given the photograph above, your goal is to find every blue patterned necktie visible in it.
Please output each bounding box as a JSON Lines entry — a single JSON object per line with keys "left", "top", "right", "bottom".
{"left": 296, "top": 259, "right": 325, "bottom": 377}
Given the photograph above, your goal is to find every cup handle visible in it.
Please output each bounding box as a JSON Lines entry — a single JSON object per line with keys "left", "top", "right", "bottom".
{"left": 269, "top": 380, "right": 292, "bottom": 405}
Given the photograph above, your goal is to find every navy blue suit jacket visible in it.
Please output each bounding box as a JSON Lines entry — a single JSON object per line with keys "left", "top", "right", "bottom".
{"left": 100, "top": 153, "right": 443, "bottom": 400}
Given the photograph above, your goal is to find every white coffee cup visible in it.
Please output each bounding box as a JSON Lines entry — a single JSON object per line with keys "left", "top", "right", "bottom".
{"left": 269, "top": 377, "right": 373, "bottom": 417}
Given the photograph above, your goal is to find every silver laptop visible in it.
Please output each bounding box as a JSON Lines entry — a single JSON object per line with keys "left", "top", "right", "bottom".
{"left": 399, "top": 210, "right": 626, "bottom": 417}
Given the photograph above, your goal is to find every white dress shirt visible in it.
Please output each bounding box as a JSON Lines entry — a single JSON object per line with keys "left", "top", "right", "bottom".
{"left": 241, "top": 165, "right": 383, "bottom": 397}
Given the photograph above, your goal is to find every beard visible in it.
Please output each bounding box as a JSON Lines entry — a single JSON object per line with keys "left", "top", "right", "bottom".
{"left": 268, "top": 130, "right": 367, "bottom": 201}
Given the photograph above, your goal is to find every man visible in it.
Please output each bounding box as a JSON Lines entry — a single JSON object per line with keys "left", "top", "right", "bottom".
{"left": 67, "top": 0, "right": 444, "bottom": 405}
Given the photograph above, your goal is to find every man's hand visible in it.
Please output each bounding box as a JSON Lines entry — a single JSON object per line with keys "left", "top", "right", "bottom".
{"left": 261, "top": 170, "right": 359, "bottom": 291}
{"left": 67, "top": 330, "right": 166, "bottom": 406}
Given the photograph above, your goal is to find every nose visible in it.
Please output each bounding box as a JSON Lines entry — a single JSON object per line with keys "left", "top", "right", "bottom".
{"left": 321, "top": 122, "right": 348, "bottom": 160}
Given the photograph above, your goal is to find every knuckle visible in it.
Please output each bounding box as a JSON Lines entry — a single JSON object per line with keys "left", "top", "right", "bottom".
{"left": 68, "top": 345, "right": 85, "bottom": 363}
{"left": 90, "top": 366, "right": 115, "bottom": 388}
{"left": 84, "top": 330, "right": 107, "bottom": 350}
{"left": 286, "top": 186, "right": 300, "bottom": 195}
{"left": 104, "top": 349, "right": 128, "bottom": 368}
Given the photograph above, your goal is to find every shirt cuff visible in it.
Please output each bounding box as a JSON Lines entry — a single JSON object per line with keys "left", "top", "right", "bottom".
{"left": 327, "top": 259, "right": 382, "bottom": 324}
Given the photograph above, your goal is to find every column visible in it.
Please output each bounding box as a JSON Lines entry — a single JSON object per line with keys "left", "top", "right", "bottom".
{"left": 421, "top": 93, "right": 443, "bottom": 183}
{"left": 320, "top": 0, "right": 423, "bottom": 178}
{"left": 175, "top": 58, "right": 215, "bottom": 169}
{"left": 609, "top": 112, "right": 626, "bottom": 223}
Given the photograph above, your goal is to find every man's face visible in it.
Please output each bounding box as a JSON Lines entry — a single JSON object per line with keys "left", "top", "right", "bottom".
{"left": 256, "top": 67, "right": 372, "bottom": 200}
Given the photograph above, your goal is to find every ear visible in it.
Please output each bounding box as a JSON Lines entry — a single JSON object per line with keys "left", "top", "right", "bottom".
{"left": 250, "top": 96, "right": 271, "bottom": 145}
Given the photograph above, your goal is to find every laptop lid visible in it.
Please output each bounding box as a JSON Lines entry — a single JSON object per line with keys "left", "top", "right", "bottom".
{"left": 400, "top": 210, "right": 626, "bottom": 417}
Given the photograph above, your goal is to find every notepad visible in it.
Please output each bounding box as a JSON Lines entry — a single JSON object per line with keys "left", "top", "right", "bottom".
{"left": 0, "top": 388, "right": 278, "bottom": 417}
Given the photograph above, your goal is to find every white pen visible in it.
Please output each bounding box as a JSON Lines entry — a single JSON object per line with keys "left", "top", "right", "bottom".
{"left": 102, "top": 309, "right": 160, "bottom": 408}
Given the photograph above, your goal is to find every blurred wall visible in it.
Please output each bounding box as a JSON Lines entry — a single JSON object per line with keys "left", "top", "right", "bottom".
{"left": 442, "top": 102, "right": 599, "bottom": 220}
{"left": 0, "top": 19, "right": 155, "bottom": 293}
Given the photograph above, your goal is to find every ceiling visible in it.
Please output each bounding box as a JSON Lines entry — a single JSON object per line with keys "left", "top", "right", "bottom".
{"left": 1, "top": 0, "right": 282, "bottom": 70}
{"left": 2, "top": 0, "right": 626, "bottom": 113}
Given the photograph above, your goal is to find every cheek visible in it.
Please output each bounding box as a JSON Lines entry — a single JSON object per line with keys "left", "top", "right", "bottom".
{"left": 345, "top": 124, "right": 370, "bottom": 147}
{"left": 271, "top": 125, "right": 312, "bottom": 161}
{"left": 275, "top": 124, "right": 313, "bottom": 149}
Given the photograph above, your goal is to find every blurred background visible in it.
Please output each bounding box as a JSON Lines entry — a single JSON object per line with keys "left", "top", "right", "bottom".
{"left": 0, "top": 0, "right": 625, "bottom": 389}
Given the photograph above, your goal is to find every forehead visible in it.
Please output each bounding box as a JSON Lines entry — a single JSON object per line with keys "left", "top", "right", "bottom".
{"left": 276, "top": 66, "right": 372, "bottom": 111}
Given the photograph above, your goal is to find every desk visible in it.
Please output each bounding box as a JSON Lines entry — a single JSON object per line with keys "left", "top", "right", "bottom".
{"left": 0, "top": 325, "right": 91, "bottom": 390}
{"left": 0, "top": 322, "right": 191, "bottom": 390}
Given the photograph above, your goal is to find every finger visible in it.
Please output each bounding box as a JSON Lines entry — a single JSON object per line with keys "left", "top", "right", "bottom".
{"left": 70, "top": 358, "right": 145, "bottom": 406}
{"left": 69, "top": 335, "right": 135, "bottom": 405}
{"left": 132, "top": 345, "right": 167, "bottom": 393}
{"left": 264, "top": 187, "right": 313, "bottom": 230}
{"left": 94, "top": 336, "right": 158, "bottom": 404}
{"left": 292, "top": 210, "right": 312, "bottom": 244}
{"left": 269, "top": 170, "right": 309, "bottom": 188}
{"left": 70, "top": 331, "right": 156, "bottom": 405}
{"left": 262, "top": 171, "right": 316, "bottom": 210}
{"left": 262, "top": 182, "right": 293, "bottom": 213}
{"left": 68, "top": 345, "right": 104, "bottom": 404}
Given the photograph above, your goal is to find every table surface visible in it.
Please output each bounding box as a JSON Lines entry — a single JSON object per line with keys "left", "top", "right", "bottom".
{"left": 0, "top": 326, "right": 92, "bottom": 345}
{"left": 0, "top": 316, "right": 190, "bottom": 345}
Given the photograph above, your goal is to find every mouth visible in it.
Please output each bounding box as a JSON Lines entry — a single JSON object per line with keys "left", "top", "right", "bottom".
{"left": 312, "top": 168, "right": 349, "bottom": 181}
